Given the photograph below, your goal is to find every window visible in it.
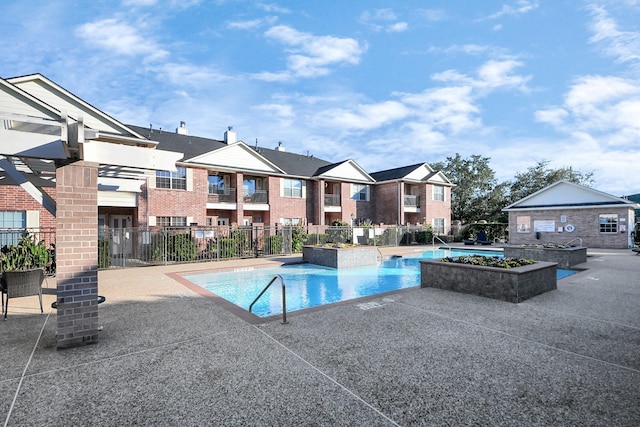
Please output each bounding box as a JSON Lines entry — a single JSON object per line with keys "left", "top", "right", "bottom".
{"left": 156, "top": 167, "right": 186, "bottom": 190}
{"left": 433, "top": 218, "right": 445, "bottom": 234}
{"left": 280, "top": 218, "right": 302, "bottom": 226}
{"left": 351, "top": 184, "right": 369, "bottom": 201}
{"left": 433, "top": 185, "right": 445, "bottom": 201}
{"left": 516, "top": 216, "right": 531, "bottom": 233}
{"left": 283, "top": 179, "right": 303, "bottom": 198}
{"left": 0, "top": 211, "right": 26, "bottom": 246}
{"left": 599, "top": 214, "right": 618, "bottom": 233}
{"left": 208, "top": 175, "right": 224, "bottom": 194}
{"left": 156, "top": 216, "right": 187, "bottom": 227}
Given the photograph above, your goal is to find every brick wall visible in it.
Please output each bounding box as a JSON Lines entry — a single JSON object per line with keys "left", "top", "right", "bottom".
{"left": 0, "top": 185, "right": 56, "bottom": 229}
{"left": 55, "top": 161, "right": 99, "bottom": 349}
{"left": 424, "top": 184, "right": 452, "bottom": 232}
{"left": 375, "top": 182, "right": 400, "bottom": 224}
{"left": 267, "top": 177, "right": 309, "bottom": 225}
{"left": 147, "top": 168, "right": 209, "bottom": 226}
{"left": 508, "top": 207, "right": 633, "bottom": 249}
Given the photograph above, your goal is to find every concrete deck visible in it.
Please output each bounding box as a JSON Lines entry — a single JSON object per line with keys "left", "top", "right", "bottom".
{"left": 1, "top": 246, "right": 639, "bottom": 426}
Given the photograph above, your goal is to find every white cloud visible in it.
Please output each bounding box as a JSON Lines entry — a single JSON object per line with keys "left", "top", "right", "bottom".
{"left": 256, "top": 2, "right": 291, "bottom": 14}
{"left": 263, "top": 25, "right": 365, "bottom": 79}
{"left": 485, "top": 0, "right": 539, "bottom": 20}
{"left": 315, "top": 101, "right": 410, "bottom": 131}
{"left": 588, "top": 5, "right": 640, "bottom": 64}
{"left": 360, "top": 9, "right": 408, "bottom": 32}
{"left": 75, "top": 18, "right": 168, "bottom": 61}
{"left": 227, "top": 16, "right": 278, "bottom": 30}
{"left": 534, "top": 108, "right": 568, "bottom": 126}
{"left": 419, "top": 9, "right": 447, "bottom": 22}
{"left": 122, "top": 0, "right": 157, "bottom": 6}
{"left": 157, "top": 63, "right": 231, "bottom": 87}
{"left": 432, "top": 59, "right": 530, "bottom": 92}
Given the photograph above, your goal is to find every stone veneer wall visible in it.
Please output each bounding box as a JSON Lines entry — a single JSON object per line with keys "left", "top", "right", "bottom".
{"left": 420, "top": 260, "right": 557, "bottom": 303}
{"left": 302, "top": 246, "right": 378, "bottom": 268}
{"left": 503, "top": 246, "right": 587, "bottom": 269}
{"left": 55, "top": 161, "right": 100, "bottom": 349}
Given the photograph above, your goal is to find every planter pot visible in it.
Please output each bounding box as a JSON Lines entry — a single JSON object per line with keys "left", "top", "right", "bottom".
{"left": 420, "top": 260, "right": 557, "bottom": 303}
{"left": 302, "top": 245, "right": 378, "bottom": 268}
{"left": 503, "top": 246, "right": 587, "bottom": 269}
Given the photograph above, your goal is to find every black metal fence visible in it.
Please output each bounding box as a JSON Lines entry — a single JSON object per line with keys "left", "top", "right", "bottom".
{"left": 2, "top": 225, "right": 447, "bottom": 270}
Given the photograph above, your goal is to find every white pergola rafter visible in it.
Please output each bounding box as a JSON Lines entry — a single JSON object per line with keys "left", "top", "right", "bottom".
{"left": 0, "top": 111, "right": 183, "bottom": 215}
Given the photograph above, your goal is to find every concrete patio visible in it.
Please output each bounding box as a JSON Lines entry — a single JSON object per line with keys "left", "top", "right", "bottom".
{"left": 1, "top": 246, "right": 639, "bottom": 426}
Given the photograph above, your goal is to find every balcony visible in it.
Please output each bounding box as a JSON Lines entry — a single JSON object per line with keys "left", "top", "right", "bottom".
{"left": 208, "top": 187, "right": 236, "bottom": 203}
{"left": 324, "top": 194, "right": 341, "bottom": 206}
{"left": 404, "top": 195, "right": 420, "bottom": 207}
{"left": 243, "top": 190, "right": 268, "bottom": 204}
{"left": 404, "top": 195, "right": 420, "bottom": 213}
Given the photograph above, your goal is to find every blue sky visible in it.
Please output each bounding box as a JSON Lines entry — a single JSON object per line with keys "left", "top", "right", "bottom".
{"left": 1, "top": 0, "right": 639, "bottom": 196}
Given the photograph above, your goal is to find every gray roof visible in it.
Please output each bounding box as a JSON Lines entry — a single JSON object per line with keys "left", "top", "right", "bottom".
{"left": 127, "top": 125, "right": 332, "bottom": 178}
{"left": 369, "top": 163, "right": 426, "bottom": 182}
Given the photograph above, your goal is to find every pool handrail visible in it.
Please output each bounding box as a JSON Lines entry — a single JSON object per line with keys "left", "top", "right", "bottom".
{"left": 249, "top": 274, "right": 288, "bottom": 324}
{"left": 565, "top": 237, "right": 583, "bottom": 247}
{"left": 432, "top": 235, "right": 451, "bottom": 250}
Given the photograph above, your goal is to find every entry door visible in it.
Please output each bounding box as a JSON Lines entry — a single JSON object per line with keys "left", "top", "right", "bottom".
{"left": 110, "top": 215, "right": 132, "bottom": 257}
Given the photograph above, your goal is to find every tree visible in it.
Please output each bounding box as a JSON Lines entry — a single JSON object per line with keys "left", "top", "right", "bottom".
{"left": 505, "top": 160, "right": 595, "bottom": 206}
{"left": 431, "top": 154, "right": 500, "bottom": 224}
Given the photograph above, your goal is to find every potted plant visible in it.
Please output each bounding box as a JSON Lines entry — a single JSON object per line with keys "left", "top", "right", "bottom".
{"left": 1, "top": 236, "right": 50, "bottom": 319}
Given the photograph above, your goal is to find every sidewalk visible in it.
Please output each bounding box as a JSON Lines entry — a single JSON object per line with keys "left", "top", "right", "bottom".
{"left": 1, "top": 247, "right": 639, "bottom": 426}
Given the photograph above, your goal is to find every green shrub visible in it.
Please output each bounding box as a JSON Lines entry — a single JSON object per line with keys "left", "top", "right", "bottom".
{"left": 304, "top": 233, "right": 329, "bottom": 245}
{"left": 166, "top": 233, "right": 197, "bottom": 261}
{"left": 291, "top": 226, "right": 306, "bottom": 253}
{"left": 98, "top": 238, "right": 111, "bottom": 269}
{"left": 265, "top": 235, "right": 283, "bottom": 254}
{"left": 219, "top": 238, "right": 238, "bottom": 258}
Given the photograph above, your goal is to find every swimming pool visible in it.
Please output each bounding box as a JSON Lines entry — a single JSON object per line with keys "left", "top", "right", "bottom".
{"left": 182, "top": 248, "right": 574, "bottom": 318}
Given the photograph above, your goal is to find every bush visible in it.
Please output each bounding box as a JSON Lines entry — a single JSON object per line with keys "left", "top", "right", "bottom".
{"left": 441, "top": 256, "right": 535, "bottom": 268}
{"left": 98, "top": 238, "right": 111, "bottom": 269}
{"left": 166, "top": 233, "right": 198, "bottom": 261}
{"left": 291, "top": 226, "right": 306, "bottom": 253}
{"left": 304, "top": 233, "right": 329, "bottom": 245}
{"left": 265, "top": 235, "right": 283, "bottom": 255}
{"left": 219, "top": 238, "right": 238, "bottom": 258}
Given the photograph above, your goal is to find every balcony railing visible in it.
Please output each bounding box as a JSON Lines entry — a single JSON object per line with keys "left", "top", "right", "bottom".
{"left": 404, "top": 195, "right": 420, "bottom": 207}
{"left": 324, "top": 194, "right": 341, "bottom": 206}
{"left": 208, "top": 187, "right": 237, "bottom": 203}
{"left": 243, "top": 190, "right": 268, "bottom": 204}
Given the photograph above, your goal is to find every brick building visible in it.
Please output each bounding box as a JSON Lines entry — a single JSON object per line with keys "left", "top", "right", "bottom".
{"left": 504, "top": 180, "right": 639, "bottom": 249}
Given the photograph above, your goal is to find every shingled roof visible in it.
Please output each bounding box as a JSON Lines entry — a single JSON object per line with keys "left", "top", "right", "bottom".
{"left": 127, "top": 125, "right": 332, "bottom": 178}
{"left": 369, "top": 163, "right": 427, "bottom": 182}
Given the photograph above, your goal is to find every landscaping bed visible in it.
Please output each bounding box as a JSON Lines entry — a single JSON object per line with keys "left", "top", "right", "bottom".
{"left": 503, "top": 244, "right": 586, "bottom": 268}
{"left": 420, "top": 256, "right": 557, "bottom": 303}
{"left": 302, "top": 245, "right": 378, "bottom": 268}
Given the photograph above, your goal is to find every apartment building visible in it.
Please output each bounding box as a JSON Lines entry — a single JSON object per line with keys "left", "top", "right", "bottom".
{"left": 1, "top": 74, "right": 454, "bottom": 238}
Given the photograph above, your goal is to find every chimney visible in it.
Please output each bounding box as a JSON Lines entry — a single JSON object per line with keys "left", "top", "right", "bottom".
{"left": 224, "top": 126, "right": 237, "bottom": 144}
{"left": 275, "top": 141, "right": 286, "bottom": 152}
{"left": 176, "top": 121, "right": 188, "bottom": 135}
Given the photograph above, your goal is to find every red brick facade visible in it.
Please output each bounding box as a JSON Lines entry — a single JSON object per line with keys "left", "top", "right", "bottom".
{"left": 0, "top": 185, "right": 56, "bottom": 230}
{"left": 508, "top": 207, "right": 634, "bottom": 249}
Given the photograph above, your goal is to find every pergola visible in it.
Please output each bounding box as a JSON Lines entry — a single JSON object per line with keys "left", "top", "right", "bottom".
{"left": 1, "top": 111, "right": 181, "bottom": 348}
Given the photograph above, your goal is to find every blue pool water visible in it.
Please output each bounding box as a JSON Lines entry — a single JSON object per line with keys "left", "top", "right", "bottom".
{"left": 182, "top": 249, "right": 576, "bottom": 317}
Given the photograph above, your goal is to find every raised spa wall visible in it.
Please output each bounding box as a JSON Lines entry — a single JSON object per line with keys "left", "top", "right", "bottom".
{"left": 302, "top": 246, "right": 379, "bottom": 268}
{"left": 420, "top": 260, "right": 558, "bottom": 303}
{"left": 503, "top": 246, "right": 587, "bottom": 269}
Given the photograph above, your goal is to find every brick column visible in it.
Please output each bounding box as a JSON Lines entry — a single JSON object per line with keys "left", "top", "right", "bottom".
{"left": 234, "top": 173, "right": 244, "bottom": 225}
{"left": 55, "top": 161, "right": 99, "bottom": 349}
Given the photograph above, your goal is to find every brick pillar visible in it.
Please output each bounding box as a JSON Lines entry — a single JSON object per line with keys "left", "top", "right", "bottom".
{"left": 55, "top": 161, "right": 99, "bottom": 349}
{"left": 234, "top": 173, "right": 244, "bottom": 225}
{"left": 317, "top": 180, "right": 325, "bottom": 225}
